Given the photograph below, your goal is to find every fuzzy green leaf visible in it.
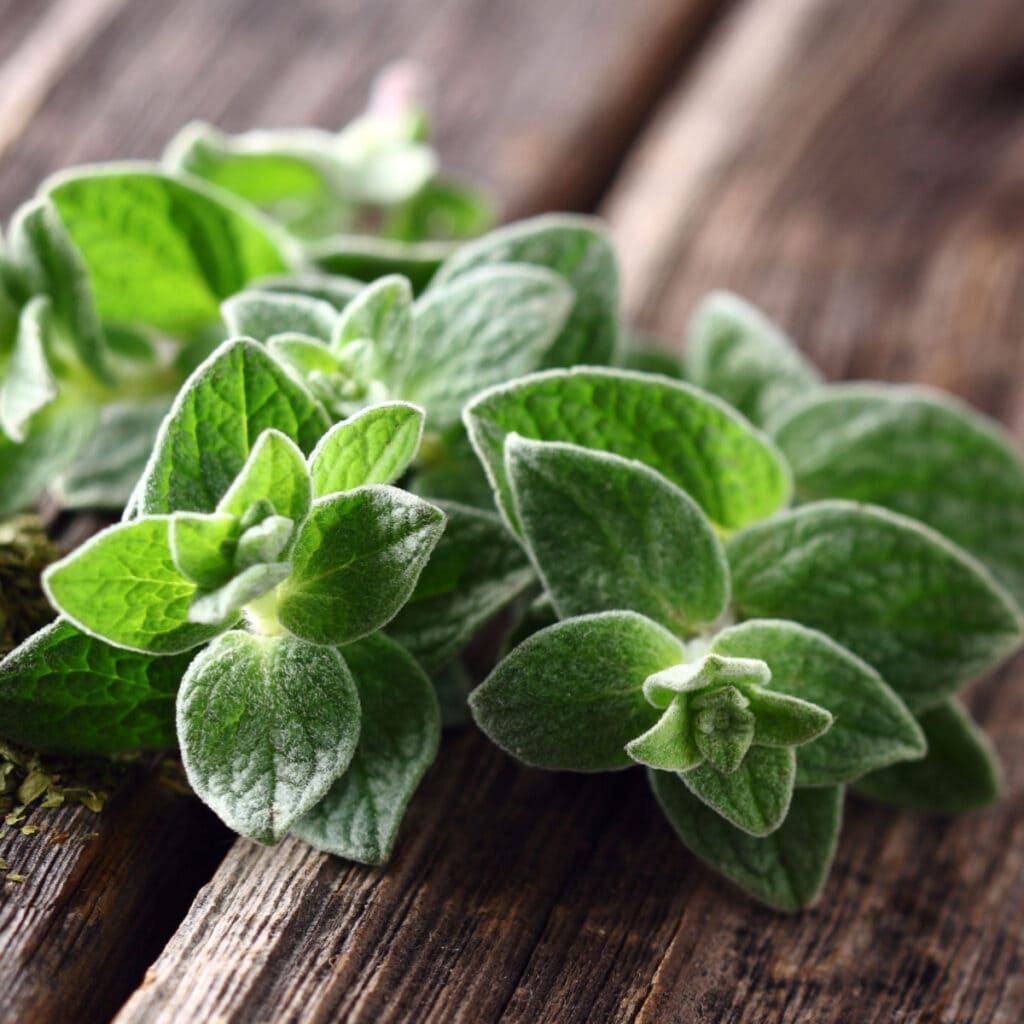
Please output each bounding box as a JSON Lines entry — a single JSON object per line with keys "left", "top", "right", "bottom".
{"left": 277, "top": 487, "right": 445, "bottom": 645}
{"left": 177, "top": 630, "right": 361, "bottom": 843}
{"left": 469, "top": 611, "right": 683, "bottom": 772}
{"left": 0, "top": 619, "right": 193, "bottom": 754}
{"left": 434, "top": 214, "right": 619, "bottom": 367}
{"left": 688, "top": 686, "right": 757, "bottom": 773}
{"left": 6, "top": 197, "right": 109, "bottom": 382}
{"left": 255, "top": 271, "right": 363, "bottom": 309}
{"left": 398, "top": 265, "right": 573, "bottom": 431}
{"left": 712, "top": 620, "right": 926, "bottom": 785}
{"left": 854, "top": 699, "right": 1001, "bottom": 813}
{"left": 387, "top": 501, "right": 535, "bottom": 671}
{"left": 222, "top": 290, "right": 336, "bottom": 343}
{"left": 684, "top": 291, "right": 821, "bottom": 427}
{"left": 332, "top": 274, "right": 413, "bottom": 363}
{"left": 170, "top": 512, "right": 239, "bottom": 588}
{"left": 46, "top": 168, "right": 289, "bottom": 334}
{"left": 773, "top": 384, "right": 1024, "bottom": 608}
{"left": 216, "top": 428, "right": 312, "bottom": 523}
{"left": 43, "top": 517, "right": 223, "bottom": 654}
{"left": 308, "top": 402, "right": 424, "bottom": 496}
{"left": 506, "top": 437, "right": 728, "bottom": 633}
{"left": 234, "top": 515, "right": 294, "bottom": 569}
{"left": 681, "top": 745, "right": 796, "bottom": 836}
{"left": 53, "top": 396, "right": 173, "bottom": 510}
{"left": 625, "top": 698, "right": 704, "bottom": 772}
{"left": 0, "top": 297, "right": 57, "bottom": 441}
{"left": 744, "top": 687, "right": 833, "bottom": 749}
{"left": 727, "top": 501, "right": 1024, "bottom": 711}
{"left": 465, "top": 367, "right": 791, "bottom": 533}
{"left": 643, "top": 655, "right": 771, "bottom": 707}
{"left": 0, "top": 402, "right": 98, "bottom": 517}
{"left": 293, "top": 633, "right": 440, "bottom": 864}
{"left": 651, "top": 770, "right": 843, "bottom": 911}
{"left": 137, "top": 339, "right": 329, "bottom": 515}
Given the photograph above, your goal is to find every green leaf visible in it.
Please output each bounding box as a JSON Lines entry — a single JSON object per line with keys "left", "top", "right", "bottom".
{"left": 221, "top": 290, "right": 336, "bottom": 343}
{"left": 308, "top": 235, "right": 451, "bottom": 293}
{"left": 744, "top": 688, "right": 833, "bottom": 749}
{"left": 434, "top": 214, "right": 620, "bottom": 367}
{"left": 651, "top": 771, "right": 843, "bottom": 911}
{"left": 46, "top": 167, "right": 290, "bottom": 333}
{"left": 216, "top": 428, "right": 312, "bottom": 523}
{"left": 684, "top": 291, "right": 822, "bottom": 427}
{"left": 277, "top": 487, "right": 445, "bottom": 645}
{"left": 177, "top": 630, "right": 361, "bottom": 843}
{"left": 137, "top": 339, "right": 329, "bottom": 515}
{"left": 0, "top": 297, "right": 57, "bottom": 441}
{"left": 53, "top": 396, "right": 173, "bottom": 510}
{"left": 624, "top": 698, "right": 704, "bottom": 772}
{"left": 505, "top": 437, "right": 728, "bottom": 634}
{"left": 0, "top": 619, "right": 193, "bottom": 754}
{"left": 332, "top": 274, "right": 413, "bottom": 364}
{"left": 308, "top": 402, "right": 424, "bottom": 496}
{"left": 0, "top": 402, "right": 98, "bottom": 517}
{"left": 854, "top": 699, "right": 1002, "bottom": 813}
{"left": 398, "top": 265, "right": 573, "bottom": 431}
{"left": 465, "top": 367, "right": 791, "bottom": 533}
{"left": 293, "top": 633, "right": 440, "bottom": 864}
{"left": 387, "top": 501, "right": 535, "bottom": 671}
{"left": 643, "top": 655, "right": 771, "bottom": 707}
{"left": 384, "top": 178, "right": 495, "bottom": 243}
{"left": 189, "top": 562, "right": 291, "bottom": 626}
{"left": 712, "top": 620, "right": 926, "bottom": 785}
{"left": 727, "top": 501, "right": 1024, "bottom": 711}
{"left": 468, "top": 611, "right": 683, "bottom": 772}
{"left": 42, "top": 516, "right": 224, "bottom": 654}
{"left": 772, "top": 384, "right": 1024, "bottom": 608}
{"left": 681, "top": 745, "right": 796, "bottom": 836}
{"left": 170, "top": 512, "right": 239, "bottom": 587}
{"left": 6, "top": 197, "right": 110, "bottom": 383}
{"left": 234, "top": 515, "right": 294, "bottom": 569}
{"left": 618, "top": 339, "right": 684, "bottom": 380}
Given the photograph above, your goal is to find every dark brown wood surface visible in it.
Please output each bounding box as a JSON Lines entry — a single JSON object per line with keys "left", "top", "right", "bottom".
{"left": 4, "top": 0, "right": 1024, "bottom": 1020}
{"left": 0, "top": 0, "right": 725, "bottom": 1021}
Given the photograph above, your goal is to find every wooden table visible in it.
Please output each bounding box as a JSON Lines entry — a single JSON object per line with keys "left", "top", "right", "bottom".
{"left": 1, "top": 0, "right": 1022, "bottom": 1021}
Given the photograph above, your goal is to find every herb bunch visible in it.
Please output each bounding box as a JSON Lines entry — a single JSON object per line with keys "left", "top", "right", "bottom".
{"left": 464, "top": 294, "right": 1024, "bottom": 910}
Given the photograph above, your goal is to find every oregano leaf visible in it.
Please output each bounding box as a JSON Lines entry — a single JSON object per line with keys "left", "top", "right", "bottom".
{"left": 651, "top": 771, "right": 843, "bottom": 911}
{"left": 293, "top": 633, "right": 440, "bottom": 864}
{"left": 854, "top": 699, "right": 1002, "bottom": 813}
{"left": 625, "top": 698, "right": 704, "bottom": 772}
{"left": 727, "top": 501, "right": 1024, "bottom": 711}
{"left": 177, "top": 630, "right": 361, "bottom": 843}
{"left": 331, "top": 273, "right": 413, "bottom": 365}
{"left": 468, "top": 611, "right": 683, "bottom": 772}
{"left": 684, "top": 291, "right": 821, "bottom": 427}
{"left": 0, "top": 296, "right": 58, "bottom": 441}
{"left": 221, "top": 289, "right": 336, "bottom": 343}
{"left": 277, "top": 487, "right": 445, "bottom": 645}
{"left": 216, "top": 428, "right": 312, "bottom": 523}
{"left": 465, "top": 367, "right": 791, "bottom": 533}
{"left": 772, "top": 384, "right": 1024, "bottom": 608}
{"left": 680, "top": 745, "right": 796, "bottom": 837}
{"left": 188, "top": 563, "right": 291, "bottom": 626}
{"left": 505, "top": 436, "right": 729, "bottom": 634}
{"left": 137, "top": 339, "right": 329, "bottom": 515}
{"left": 308, "top": 402, "right": 425, "bottom": 496}
{"left": 42, "top": 516, "right": 224, "bottom": 655}
{"left": 433, "top": 214, "right": 620, "bottom": 367}
{"left": 0, "top": 619, "right": 193, "bottom": 754}
{"left": 744, "top": 687, "right": 833, "bottom": 749}
{"left": 170, "top": 512, "right": 239, "bottom": 588}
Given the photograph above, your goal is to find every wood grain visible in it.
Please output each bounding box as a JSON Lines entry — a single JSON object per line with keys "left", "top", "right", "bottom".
{"left": 0, "top": 761, "right": 230, "bottom": 1024}
{"left": 0, "top": 0, "right": 725, "bottom": 1021}
{"left": 115, "top": 0, "right": 1024, "bottom": 1021}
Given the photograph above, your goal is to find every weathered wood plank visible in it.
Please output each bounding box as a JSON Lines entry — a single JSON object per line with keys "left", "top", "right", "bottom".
{"left": 0, "top": 0, "right": 727, "bottom": 1021}
{"left": 116, "top": 0, "right": 1024, "bottom": 1021}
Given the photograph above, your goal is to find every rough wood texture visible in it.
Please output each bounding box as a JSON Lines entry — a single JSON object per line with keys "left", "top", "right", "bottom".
{"left": 115, "top": 0, "right": 1024, "bottom": 1021}
{"left": 0, "top": 1, "right": 725, "bottom": 1021}
{"left": 0, "top": 761, "right": 229, "bottom": 1024}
